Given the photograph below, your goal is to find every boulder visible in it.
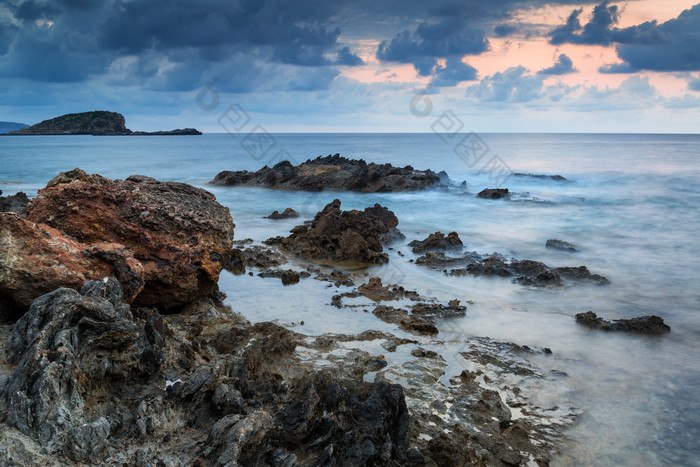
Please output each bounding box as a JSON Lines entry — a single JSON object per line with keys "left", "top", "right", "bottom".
{"left": 546, "top": 239, "right": 578, "bottom": 252}
{"left": 408, "top": 231, "right": 463, "bottom": 253}
{"left": 25, "top": 169, "right": 234, "bottom": 309}
{"left": 266, "top": 199, "right": 400, "bottom": 265}
{"left": 0, "top": 212, "right": 145, "bottom": 311}
{"left": 477, "top": 188, "right": 509, "bottom": 199}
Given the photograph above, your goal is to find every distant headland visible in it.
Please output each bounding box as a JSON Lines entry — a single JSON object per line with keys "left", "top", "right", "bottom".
{"left": 5, "top": 111, "right": 201, "bottom": 136}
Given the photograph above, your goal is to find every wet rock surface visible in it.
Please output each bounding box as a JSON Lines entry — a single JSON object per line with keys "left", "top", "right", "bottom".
{"left": 265, "top": 199, "right": 401, "bottom": 265}
{"left": 264, "top": 208, "right": 299, "bottom": 219}
{"left": 0, "top": 191, "right": 29, "bottom": 216}
{"left": 546, "top": 239, "right": 578, "bottom": 252}
{"left": 225, "top": 244, "right": 288, "bottom": 275}
{"left": 209, "top": 154, "right": 448, "bottom": 192}
{"left": 477, "top": 188, "right": 510, "bottom": 199}
{"left": 408, "top": 231, "right": 463, "bottom": 253}
{"left": 575, "top": 311, "right": 671, "bottom": 334}
{"left": 23, "top": 169, "right": 234, "bottom": 309}
{"left": 417, "top": 249, "right": 608, "bottom": 287}
{"left": 0, "top": 279, "right": 574, "bottom": 466}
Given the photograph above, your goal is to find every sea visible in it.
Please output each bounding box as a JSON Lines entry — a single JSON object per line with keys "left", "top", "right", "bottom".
{"left": 1, "top": 133, "right": 699, "bottom": 466}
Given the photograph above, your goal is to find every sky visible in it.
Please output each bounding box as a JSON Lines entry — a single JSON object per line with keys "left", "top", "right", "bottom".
{"left": 0, "top": 0, "right": 699, "bottom": 133}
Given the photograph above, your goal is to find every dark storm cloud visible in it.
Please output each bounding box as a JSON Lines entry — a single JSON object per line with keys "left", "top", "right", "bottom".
{"left": 538, "top": 54, "right": 575, "bottom": 75}
{"left": 431, "top": 57, "right": 478, "bottom": 87}
{"left": 550, "top": 1, "right": 700, "bottom": 72}
{"left": 689, "top": 76, "right": 700, "bottom": 92}
{"left": 494, "top": 24, "right": 518, "bottom": 38}
{"left": 335, "top": 47, "right": 364, "bottom": 66}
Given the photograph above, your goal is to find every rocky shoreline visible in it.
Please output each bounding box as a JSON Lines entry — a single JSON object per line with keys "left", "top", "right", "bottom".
{"left": 0, "top": 166, "right": 671, "bottom": 465}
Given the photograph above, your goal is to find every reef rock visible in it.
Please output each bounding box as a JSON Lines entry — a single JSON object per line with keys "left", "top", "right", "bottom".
{"left": 575, "top": 311, "right": 671, "bottom": 335}
{"left": 477, "top": 188, "right": 510, "bottom": 199}
{"left": 546, "top": 239, "right": 578, "bottom": 252}
{"left": 264, "top": 208, "right": 299, "bottom": 219}
{"left": 0, "top": 191, "right": 29, "bottom": 216}
{"left": 210, "top": 154, "right": 447, "bottom": 193}
{"left": 408, "top": 231, "right": 463, "bottom": 253}
{"left": 25, "top": 168, "right": 234, "bottom": 309}
{"left": 265, "top": 199, "right": 400, "bottom": 265}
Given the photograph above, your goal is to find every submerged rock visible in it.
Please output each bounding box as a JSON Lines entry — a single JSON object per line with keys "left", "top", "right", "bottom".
{"left": 575, "top": 311, "right": 671, "bottom": 334}
{"left": 546, "top": 239, "right": 578, "bottom": 252}
{"left": 264, "top": 208, "right": 299, "bottom": 219}
{"left": 24, "top": 169, "right": 234, "bottom": 309}
{"left": 265, "top": 199, "right": 400, "bottom": 265}
{"left": 408, "top": 231, "right": 463, "bottom": 253}
{"left": 477, "top": 188, "right": 510, "bottom": 199}
{"left": 514, "top": 173, "right": 567, "bottom": 181}
{"left": 209, "top": 154, "right": 448, "bottom": 193}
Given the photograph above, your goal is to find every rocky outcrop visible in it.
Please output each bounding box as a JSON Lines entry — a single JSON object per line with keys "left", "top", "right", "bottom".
{"left": 209, "top": 154, "right": 448, "bottom": 193}
{"left": 575, "top": 311, "right": 671, "bottom": 334}
{"left": 0, "top": 121, "right": 27, "bottom": 134}
{"left": 265, "top": 199, "right": 400, "bottom": 265}
{"left": 546, "top": 239, "right": 578, "bottom": 252}
{"left": 0, "top": 191, "right": 29, "bottom": 216}
{"left": 0, "top": 213, "right": 145, "bottom": 311}
{"left": 8, "top": 111, "right": 201, "bottom": 136}
{"left": 1, "top": 168, "right": 233, "bottom": 311}
{"left": 408, "top": 231, "right": 463, "bottom": 253}
{"left": 264, "top": 208, "right": 299, "bottom": 219}
{"left": 477, "top": 188, "right": 510, "bottom": 199}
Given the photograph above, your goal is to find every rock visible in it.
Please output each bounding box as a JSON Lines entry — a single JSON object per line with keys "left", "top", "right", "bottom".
{"left": 553, "top": 266, "right": 609, "bottom": 285}
{"left": 257, "top": 269, "right": 310, "bottom": 285}
{"left": 0, "top": 192, "right": 29, "bottom": 216}
{"left": 209, "top": 154, "right": 448, "bottom": 193}
{"left": 264, "top": 208, "right": 299, "bottom": 219}
{"left": 0, "top": 213, "right": 145, "bottom": 311}
{"left": 546, "top": 239, "right": 578, "bottom": 252}
{"left": 514, "top": 173, "right": 567, "bottom": 181}
{"left": 372, "top": 305, "right": 439, "bottom": 336}
{"left": 265, "top": 199, "right": 400, "bottom": 265}
{"left": 355, "top": 277, "right": 420, "bottom": 301}
{"left": 575, "top": 311, "right": 671, "bottom": 334}
{"left": 408, "top": 231, "right": 463, "bottom": 253}
{"left": 225, "top": 245, "right": 287, "bottom": 274}
{"left": 477, "top": 188, "right": 509, "bottom": 199}
{"left": 25, "top": 169, "right": 234, "bottom": 309}
{"left": 313, "top": 269, "right": 355, "bottom": 287}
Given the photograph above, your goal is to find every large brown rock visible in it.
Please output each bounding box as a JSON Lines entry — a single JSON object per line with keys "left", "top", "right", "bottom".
{"left": 24, "top": 168, "right": 234, "bottom": 309}
{"left": 265, "top": 199, "right": 399, "bottom": 265}
{"left": 0, "top": 212, "right": 145, "bottom": 310}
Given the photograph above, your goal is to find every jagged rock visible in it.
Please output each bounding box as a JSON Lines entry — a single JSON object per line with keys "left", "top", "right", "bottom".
{"left": 264, "top": 208, "right": 299, "bottom": 219}
{"left": 0, "top": 192, "right": 29, "bottom": 216}
{"left": 0, "top": 213, "right": 145, "bottom": 311}
{"left": 372, "top": 305, "right": 439, "bottom": 336}
{"left": 25, "top": 169, "right": 234, "bottom": 309}
{"left": 209, "top": 154, "right": 448, "bottom": 193}
{"left": 265, "top": 199, "right": 400, "bottom": 265}
{"left": 477, "top": 188, "right": 510, "bottom": 199}
{"left": 225, "top": 245, "right": 287, "bottom": 275}
{"left": 553, "top": 266, "right": 609, "bottom": 285}
{"left": 546, "top": 239, "right": 578, "bottom": 252}
{"left": 408, "top": 231, "right": 463, "bottom": 253}
{"left": 257, "top": 269, "right": 310, "bottom": 285}
{"left": 313, "top": 269, "right": 355, "bottom": 287}
{"left": 575, "top": 311, "right": 671, "bottom": 334}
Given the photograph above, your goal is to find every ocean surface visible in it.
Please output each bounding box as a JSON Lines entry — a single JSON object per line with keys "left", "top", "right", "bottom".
{"left": 2, "top": 133, "right": 700, "bottom": 466}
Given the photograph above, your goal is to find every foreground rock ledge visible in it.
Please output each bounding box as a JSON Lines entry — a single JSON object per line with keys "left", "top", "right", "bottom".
{"left": 0, "top": 279, "right": 569, "bottom": 465}
{"left": 209, "top": 154, "right": 449, "bottom": 192}
{"left": 1, "top": 168, "right": 234, "bottom": 311}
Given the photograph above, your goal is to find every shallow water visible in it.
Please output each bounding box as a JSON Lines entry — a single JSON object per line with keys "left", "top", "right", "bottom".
{"left": 2, "top": 133, "right": 700, "bottom": 465}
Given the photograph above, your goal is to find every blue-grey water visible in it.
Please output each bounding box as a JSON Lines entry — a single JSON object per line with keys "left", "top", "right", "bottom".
{"left": 1, "top": 133, "right": 700, "bottom": 466}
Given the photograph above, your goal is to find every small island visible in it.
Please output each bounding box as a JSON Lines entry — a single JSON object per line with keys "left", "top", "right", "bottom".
{"left": 6, "top": 111, "right": 201, "bottom": 136}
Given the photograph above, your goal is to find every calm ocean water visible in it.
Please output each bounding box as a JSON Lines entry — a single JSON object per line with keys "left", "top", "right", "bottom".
{"left": 2, "top": 133, "right": 700, "bottom": 465}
